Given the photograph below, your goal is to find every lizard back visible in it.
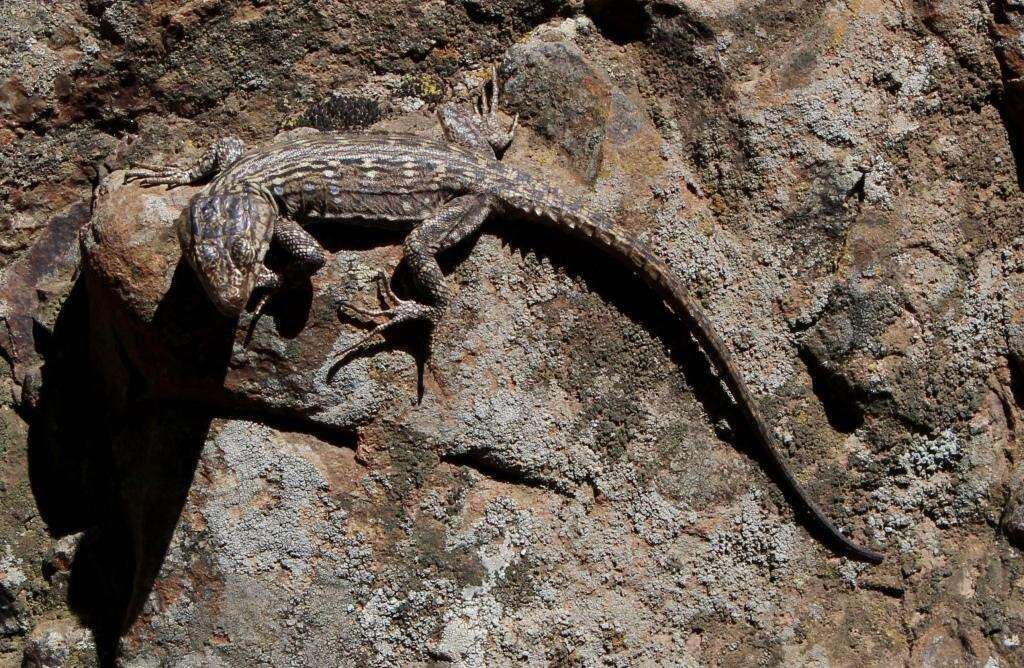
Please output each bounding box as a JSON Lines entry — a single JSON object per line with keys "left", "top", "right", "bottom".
{"left": 208, "top": 133, "right": 503, "bottom": 225}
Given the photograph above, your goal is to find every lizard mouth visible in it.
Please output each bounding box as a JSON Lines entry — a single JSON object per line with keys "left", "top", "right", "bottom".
{"left": 209, "top": 291, "right": 249, "bottom": 318}
{"left": 201, "top": 274, "right": 252, "bottom": 318}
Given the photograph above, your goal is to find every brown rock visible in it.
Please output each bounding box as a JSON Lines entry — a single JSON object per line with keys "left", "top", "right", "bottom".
{"left": 502, "top": 40, "right": 614, "bottom": 182}
{"left": 81, "top": 167, "right": 407, "bottom": 428}
{"left": 0, "top": 200, "right": 90, "bottom": 408}
{"left": 8, "top": 1, "right": 1024, "bottom": 666}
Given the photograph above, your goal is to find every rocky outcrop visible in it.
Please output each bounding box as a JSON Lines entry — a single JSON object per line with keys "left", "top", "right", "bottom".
{"left": 3, "top": 1, "right": 1024, "bottom": 666}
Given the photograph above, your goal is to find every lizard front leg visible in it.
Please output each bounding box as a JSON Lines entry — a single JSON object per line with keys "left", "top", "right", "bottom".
{"left": 245, "top": 217, "right": 326, "bottom": 342}
{"left": 273, "top": 217, "right": 327, "bottom": 279}
{"left": 125, "top": 136, "right": 247, "bottom": 188}
{"left": 333, "top": 194, "right": 493, "bottom": 366}
{"left": 250, "top": 217, "right": 326, "bottom": 306}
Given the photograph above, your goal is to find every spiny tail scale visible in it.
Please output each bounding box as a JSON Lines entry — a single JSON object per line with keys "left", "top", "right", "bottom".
{"left": 497, "top": 172, "right": 884, "bottom": 564}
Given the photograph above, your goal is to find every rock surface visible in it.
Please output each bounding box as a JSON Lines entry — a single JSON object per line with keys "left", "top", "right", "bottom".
{"left": 3, "top": 1, "right": 1024, "bottom": 666}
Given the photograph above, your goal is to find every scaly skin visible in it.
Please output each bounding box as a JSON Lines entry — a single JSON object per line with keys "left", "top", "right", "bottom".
{"left": 125, "top": 69, "right": 883, "bottom": 564}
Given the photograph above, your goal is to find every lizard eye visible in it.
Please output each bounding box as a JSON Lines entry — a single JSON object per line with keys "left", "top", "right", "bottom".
{"left": 230, "top": 237, "right": 256, "bottom": 266}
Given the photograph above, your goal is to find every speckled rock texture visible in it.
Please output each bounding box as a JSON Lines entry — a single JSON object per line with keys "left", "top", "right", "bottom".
{"left": 4, "top": 0, "right": 1024, "bottom": 666}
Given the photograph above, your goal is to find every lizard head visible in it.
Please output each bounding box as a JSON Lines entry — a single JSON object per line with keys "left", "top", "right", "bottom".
{"left": 178, "top": 191, "right": 275, "bottom": 317}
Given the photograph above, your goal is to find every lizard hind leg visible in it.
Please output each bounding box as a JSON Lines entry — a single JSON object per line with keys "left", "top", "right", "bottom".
{"left": 331, "top": 300, "right": 439, "bottom": 368}
{"left": 330, "top": 194, "right": 493, "bottom": 371}
{"left": 437, "top": 65, "right": 518, "bottom": 158}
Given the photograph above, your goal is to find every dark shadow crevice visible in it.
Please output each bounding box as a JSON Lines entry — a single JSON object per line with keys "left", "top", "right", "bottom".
{"left": 995, "top": 100, "right": 1024, "bottom": 191}
{"left": 798, "top": 347, "right": 866, "bottom": 434}
{"left": 584, "top": 0, "right": 652, "bottom": 45}
{"left": 441, "top": 450, "right": 573, "bottom": 495}
{"left": 27, "top": 263, "right": 235, "bottom": 666}
{"left": 26, "top": 275, "right": 125, "bottom": 666}
{"left": 1009, "top": 352, "right": 1024, "bottom": 410}
{"left": 989, "top": 3, "right": 1024, "bottom": 190}
{"left": 27, "top": 278, "right": 104, "bottom": 537}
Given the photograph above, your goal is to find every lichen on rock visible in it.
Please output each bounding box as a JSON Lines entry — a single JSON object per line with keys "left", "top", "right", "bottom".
{"left": 2, "top": 0, "right": 1024, "bottom": 666}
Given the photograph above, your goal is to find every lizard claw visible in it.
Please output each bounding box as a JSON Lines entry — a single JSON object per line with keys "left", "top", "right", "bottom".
{"left": 336, "top": 297, "right": 386, "bottom": 324}
{"left": 374, "top": 271, "right": 401, "bottom": 309}
{"left": 335, "top": 271, "right": 402, "bottom": 323}
{"left": 243, "top": 292, "right": 273, "bottom": 349}
{"left": 476, "top": 65, "right": 516, "bottom": 153}
{"left": 337, "top": 296, "right": 418, "bottom": 323}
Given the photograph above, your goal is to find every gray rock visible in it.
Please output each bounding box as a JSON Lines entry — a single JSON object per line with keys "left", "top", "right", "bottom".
{"left": 502, "top": 39, "right": 612, "bottom": 182}
{"left": 4, "top": 1, "right": 1024, "bottom": 666}
{"left": 0, "top": 551, "right": 28, "bottom": 639}
{"left": 21, "top": 618, "right": 95, "bottom": 668}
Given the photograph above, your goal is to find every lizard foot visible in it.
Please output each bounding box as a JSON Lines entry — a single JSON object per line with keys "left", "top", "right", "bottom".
{"left": 124, "top": 163, "right": 192, "bottom": 188}
{"left": 329, "top": 300, "right": 436, "bottom": 371}
{"left": 335, "top": 271, "right": 401, "bottom": 323}
{"left": 477, "top": 65, "right": 518, "bottom": 153}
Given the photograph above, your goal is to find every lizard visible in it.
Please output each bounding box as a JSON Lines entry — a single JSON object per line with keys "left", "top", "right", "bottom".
{"left": 124, "top": 68, "right": 884, "bottom": 564}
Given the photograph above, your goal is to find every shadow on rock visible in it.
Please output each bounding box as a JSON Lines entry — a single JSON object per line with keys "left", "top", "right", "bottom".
{"left": 991, "top": 8, "right": 1024, "bottom": 190}
{"left": 26, "top": 261, "right": 235, "bottom": 666}
{"left": 25, "top": 275, "right": 129, "bottom": 667}
{"left": 487, "top": 214, "right": 867, "bottom": 559}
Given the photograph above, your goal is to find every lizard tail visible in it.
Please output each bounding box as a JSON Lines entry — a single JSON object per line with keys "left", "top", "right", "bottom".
{"left": 641, "top": 254, "right": 884, "bottom": 564}
{"left": 502, "top": 182, "right": 883, "bottom": 564}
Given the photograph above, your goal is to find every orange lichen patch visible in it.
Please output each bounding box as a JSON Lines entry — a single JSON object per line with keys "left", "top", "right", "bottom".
{"left": 430, "top": 46, "right": 460, "bottom": 62}
{"left": 209, "top": 630, "right": 232, "bottom": 646}
{"left": 150, "top": 574, "right": 188, "bottom": 609}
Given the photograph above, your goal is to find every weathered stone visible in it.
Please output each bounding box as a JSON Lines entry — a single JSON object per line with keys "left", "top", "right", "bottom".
{"left": 1005, "top": 502, "right": 1024, "bottom": 546}
{"left": 502, "top": 39, "right": 613, "bottom": 182}
{"left": 0, "top": 200, "right": 90, "bottom": 409}
{"left": 21, "top": 617, "right": 96, "bottom": 668}
{"left": 5, "top": 0, "right": 1024, "bottom": 666}
{"left": 0, "top": 547, "right": 29, "bottom": 639}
